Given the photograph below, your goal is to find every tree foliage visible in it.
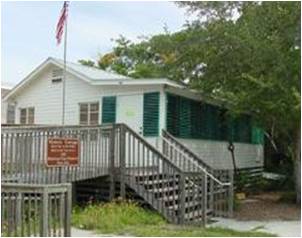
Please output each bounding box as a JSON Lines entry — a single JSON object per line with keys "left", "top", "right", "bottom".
{"left": 80, "top": 2, "right": 300, "bottom": 158}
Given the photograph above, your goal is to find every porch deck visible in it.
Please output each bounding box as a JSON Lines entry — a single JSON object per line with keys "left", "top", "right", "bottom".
{"left": 1, "top": 123, "right": 233, "bottom": 225}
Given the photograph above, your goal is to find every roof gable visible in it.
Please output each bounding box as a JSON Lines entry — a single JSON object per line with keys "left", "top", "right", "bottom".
{"left": 3, "top": 57, "right": 183, "bottom": 101}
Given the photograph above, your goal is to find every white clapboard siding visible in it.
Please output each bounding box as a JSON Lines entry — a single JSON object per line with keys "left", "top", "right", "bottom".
{"left": 178, "top": 138, "right": 264, "bottom": 170}
{"left": 11, "top": 64, "right": 164, "bottom": 125}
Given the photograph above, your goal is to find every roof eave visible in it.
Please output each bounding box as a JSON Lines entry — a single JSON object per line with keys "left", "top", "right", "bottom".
{"left": 90, "top": 78, "right": 185, "bottom": 88}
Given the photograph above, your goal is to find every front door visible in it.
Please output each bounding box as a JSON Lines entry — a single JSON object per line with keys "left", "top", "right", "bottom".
{"left": 116, "top": 94, "right": 143, "bottom": 135}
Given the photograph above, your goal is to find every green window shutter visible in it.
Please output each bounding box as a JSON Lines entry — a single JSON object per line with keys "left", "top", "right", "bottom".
{"left": 143, "top": 92, "right": 160, "bottom": 136}
{"left": 252, "top": 126, "right": 264, "bottom": 144}
{"left": 166, "top": 93, "right": 180, "bottom": 137}
{"left": 233, "top": 115, "right": 252, "bottom": 143}
{"left": 102, "top": 96, "right": 116, "bottom": 123}
{"left": 191, "top": 100, "right": 201, "bottom": 139}
{"left": 179, "top": 97, "right": 192, "bottom": 138}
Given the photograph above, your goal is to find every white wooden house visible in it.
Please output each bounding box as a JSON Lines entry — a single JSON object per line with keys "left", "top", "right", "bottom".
{"left": 1, "top": 82, "right": 15, "bottom": 124}
{"left": 3, "top": 57, "right": 264, "bottom": 171}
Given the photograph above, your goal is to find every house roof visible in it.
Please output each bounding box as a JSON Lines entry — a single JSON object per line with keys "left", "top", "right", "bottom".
{"left": 51, "top": 58, "right": 130, "bottom": 81}
{"left": 1, "top": 81, "right": 15, "bottom": 90}
{"left": 4, "top": 57, "right": 184, "bottom": 101}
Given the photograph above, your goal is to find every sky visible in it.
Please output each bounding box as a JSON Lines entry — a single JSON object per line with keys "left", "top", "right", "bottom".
{"left": 1, "top": 1, "right": 195, "bottom": 86}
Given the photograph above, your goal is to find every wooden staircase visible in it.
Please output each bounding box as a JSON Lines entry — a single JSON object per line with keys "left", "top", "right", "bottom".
{"left": 131, "top": 172, "right": 213, "bottom": 224}
{"left": 113, "top": 124, "right": 234, "bottom": 225}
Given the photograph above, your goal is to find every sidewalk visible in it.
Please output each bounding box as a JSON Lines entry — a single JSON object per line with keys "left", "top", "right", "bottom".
{"left": 209, "top": 218, "right": 301, "bottom": 237}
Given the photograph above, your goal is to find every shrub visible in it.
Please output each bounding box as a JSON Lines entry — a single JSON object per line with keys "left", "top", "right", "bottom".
{"left": 72, "top": 199, "right": 165, "bottom": 234}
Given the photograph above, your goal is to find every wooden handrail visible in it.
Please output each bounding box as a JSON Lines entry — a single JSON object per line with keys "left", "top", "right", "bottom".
{"left": 119, "top": 124, "right": 183, "bottom": 173}
{"left": 162, "top": 130, "right": 213, "bottom": 171}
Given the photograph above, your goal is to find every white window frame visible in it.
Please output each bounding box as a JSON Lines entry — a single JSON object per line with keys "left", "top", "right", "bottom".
{"left": 7, "top": 104, "right": 15, "bottom": 124}
{"left": 79, "top": 102, "right": 99, "bottom": 125}
{"left": 19, "top": 107, "right": 35, "bottom": 124}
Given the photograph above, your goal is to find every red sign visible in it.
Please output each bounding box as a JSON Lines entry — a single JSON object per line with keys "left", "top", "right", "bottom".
{"left": 47, "top": 138, "right": 79, "bottom": 167}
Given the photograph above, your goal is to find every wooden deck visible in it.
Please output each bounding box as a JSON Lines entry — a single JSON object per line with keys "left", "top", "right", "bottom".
{"left": 1, "top": 123, "right": 234, "bottom": 226}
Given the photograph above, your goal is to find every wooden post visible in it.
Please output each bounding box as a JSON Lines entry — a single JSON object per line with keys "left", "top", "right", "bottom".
{"left": 119, "top": 125, "right": 126, "bottom": 199}
{"left": 64, "top": 184, "right": 72, "bottom": 237}
{"left": 15, "top": 192, "right": 22, "bottom": 236}
{"left": 202, "top": 173, "right": 207, "bottom": 226}
{"left": 41, "top": 187, "right": 48, "bottom": 237}
{"left": 71, "top": 182, "right": 76, "bottom": 205}
{"left": 178, "top": 173, "right": 186, "bottom": 224}
{"left": 227, "top": 169, "right": 234, "bottom": 217}
{"left": 209, "top": 170, "right": 214, "bottom": 214}
{"left": 109, "top": 125, "right": 116, "bottom": 200}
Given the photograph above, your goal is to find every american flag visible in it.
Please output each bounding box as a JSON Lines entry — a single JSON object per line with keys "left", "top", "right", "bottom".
{"left": 56, "top": 1, "right": 69, "bottom": 45}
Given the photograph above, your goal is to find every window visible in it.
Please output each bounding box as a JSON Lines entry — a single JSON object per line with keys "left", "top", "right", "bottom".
{"left": 28, "top": 108, "right": 35, "bottom": 124}
{"left": 20, "top": 108, "right": 26, "bottom": 124}
{"left": 79, "top": 102, "right": 99, "bottom": 125}
{"left": 7, "top": 104, "right": 15, "bottom": 124}
{"left": 166, "top": 93, "right": 254, "bottom": 143}
{"left": 143, "top": 92, "right": 160, "bottom": 136}
{"left": 20, "top": 107, "right": 35, "bottom": 124}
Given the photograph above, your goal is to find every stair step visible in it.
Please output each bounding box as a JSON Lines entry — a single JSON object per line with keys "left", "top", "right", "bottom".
{"left": 167, "top": 201, "right": 201, "bottom": 210}
{"left": 185, "top": 209, "right": 213, "bottom": 220}
{"left": 130, "top": 171, "right": 164, "bottom": 177}
{"left": 149, "top": 183, "right": 197, "bottom": 194}
{"left": 159, "top": 192, "right": 203, "bottom": 202}
{"left": 150, "top": 186, "right": 179, "bottom": 193}
{"left": 140, "top": 178, "right": 178, "bottom": 185}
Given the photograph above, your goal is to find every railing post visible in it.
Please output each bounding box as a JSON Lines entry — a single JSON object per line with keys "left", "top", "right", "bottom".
{"left": 178, "top": 173, "right": 186, "bottom": 224}
{"left": 16, "top": 192, "right": 22, "bottom": 231}
{"left": 119, "top": 125, "right": 126, "bottom": 199}
{"left": 40, "top": 187, "right": 48, "bottom": 237}
{"left": 64, "top": 184, "right": 72, "bottom": 237}
{"left": 109, "top": 125, "right": 116, "bottom": 200}
{"left": 227, "top": 169, "right": 234, "bottom": 217}
{"left": 202, "top": 173, "right": 207, "bottom": 226}
{"left": 209, "top": 169, "right": 214, "bottom": 214}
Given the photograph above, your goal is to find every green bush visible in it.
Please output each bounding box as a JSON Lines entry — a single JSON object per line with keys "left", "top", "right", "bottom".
{"left": 72, "top": 200, "right": 275, "bottom": 236}
{"left": 235, "top": 171, "right": 249, "bottom": 192}
{"left": 72, "top": 199, "right": 165, "bottom": 234}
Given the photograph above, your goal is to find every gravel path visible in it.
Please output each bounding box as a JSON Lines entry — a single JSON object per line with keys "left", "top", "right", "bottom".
{"left": 209, "top": 218, "right": 301, "bottom": 237}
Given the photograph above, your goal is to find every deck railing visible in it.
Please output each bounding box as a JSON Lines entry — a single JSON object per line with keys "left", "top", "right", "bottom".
{"left": 1, "top": 183, "right": 72, "bottom": 237}
{"left": 116, "top": 124, "right": 220, "bottom": 224}
{"left": 1, "top": 125, "right": 113, "bottom": 184}
{"left": 161, "top": 130, "right": 234, "bottom": 218}
{"left": 1, "top": 124, "right": 233, "bottom": 225}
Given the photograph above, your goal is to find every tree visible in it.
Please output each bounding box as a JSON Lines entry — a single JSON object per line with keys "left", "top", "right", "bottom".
{"left": 79, "top": 2, "right": 301, "bottom": 201}
{"left": 178, "top": 1, "right": 300, "bottom": 202}
{"left": 78, "top": 59, "right": 95, "bottom": 67}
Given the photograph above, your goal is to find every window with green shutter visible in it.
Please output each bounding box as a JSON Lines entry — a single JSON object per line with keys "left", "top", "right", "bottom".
{"left": 102, "top": 96, "right": 116, "bottom": 123}
{"left": 251, "top": 126, "right": 264, "bottom": 144}
{"left": 143, "top": 92, "right": 160, "bottom": 136}
{"left": 167, "top": 94, "right": 180, "bottom": 136}
{"left": 166, "top": 92, "right": 257, "bottom": 143}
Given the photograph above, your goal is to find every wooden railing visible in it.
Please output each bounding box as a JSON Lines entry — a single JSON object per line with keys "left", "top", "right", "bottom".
{"left": 115, "top": 124, "right": 211, "bottom": 224}
{"left": 1, "top": 124, "right": 233, "bottom": 224}
{"left": 1, "top": 183, "right": 72, "bottom": 237}
{"left": 161, "top": 130, "right": 234, "bottom": 218}
{"left": 1, "top": 125, "right": 113, "bottom": 184}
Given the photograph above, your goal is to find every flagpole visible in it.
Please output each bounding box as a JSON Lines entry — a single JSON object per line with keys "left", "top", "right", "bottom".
{"left": 62, "top": 11, "right": 67, "bottom": 125}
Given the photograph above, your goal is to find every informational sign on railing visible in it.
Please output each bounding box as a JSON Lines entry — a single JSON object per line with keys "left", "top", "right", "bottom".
{"left": 47, "top": 138, "right": 79, "bottom": 167}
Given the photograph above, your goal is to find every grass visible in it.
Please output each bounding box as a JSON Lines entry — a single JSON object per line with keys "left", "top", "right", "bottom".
{"left": 72, "top": 200, "right": 275, "bottom": 237}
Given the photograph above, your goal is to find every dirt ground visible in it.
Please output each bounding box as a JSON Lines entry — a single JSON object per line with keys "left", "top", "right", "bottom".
{"left": 234, "top": 191, "right": 301, "bottom": 221}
